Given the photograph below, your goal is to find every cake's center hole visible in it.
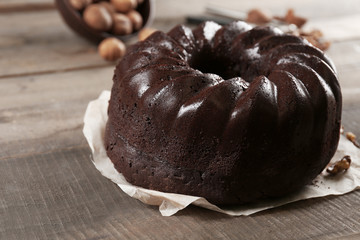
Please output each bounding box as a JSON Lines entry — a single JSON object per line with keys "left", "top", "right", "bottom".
{"left": 188, "top": 47, "right": 263, "bottom": 83}
{"left": 189, "top": 48, "right": 239, "bottom": 80}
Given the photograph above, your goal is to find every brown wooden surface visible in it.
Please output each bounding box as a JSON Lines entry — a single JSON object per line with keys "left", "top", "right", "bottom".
{"left": 1, "top": 0, "right": 360, "bottom": 239}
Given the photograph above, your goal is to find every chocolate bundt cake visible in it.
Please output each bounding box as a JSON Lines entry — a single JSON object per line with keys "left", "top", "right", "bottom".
{"left": 105, "top": 21, "right": 342, "bottom": 204}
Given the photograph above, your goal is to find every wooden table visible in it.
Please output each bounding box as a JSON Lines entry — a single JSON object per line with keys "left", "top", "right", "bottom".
{"left": 1, "top": 0, "right": 360, "bottom": 239}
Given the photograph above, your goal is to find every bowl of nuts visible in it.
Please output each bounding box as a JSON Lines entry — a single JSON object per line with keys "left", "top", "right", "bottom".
{"left": 55, "top": 0, "right": 154, "bottom": 43}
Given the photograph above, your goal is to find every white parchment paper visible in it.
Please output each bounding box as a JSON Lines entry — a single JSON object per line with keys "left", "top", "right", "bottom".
{"left": 83, "top": 91, "right": 360, "bottom": 216}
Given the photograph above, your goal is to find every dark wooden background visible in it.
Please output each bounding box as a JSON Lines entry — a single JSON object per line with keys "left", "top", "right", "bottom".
{"left": 1, "top": 0, "right": 360, "bottom": 239}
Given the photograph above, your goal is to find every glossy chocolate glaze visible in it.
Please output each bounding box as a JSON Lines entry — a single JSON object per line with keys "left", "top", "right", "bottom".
{"left": 105, "top": 21, "right": 342, "bottom": 204}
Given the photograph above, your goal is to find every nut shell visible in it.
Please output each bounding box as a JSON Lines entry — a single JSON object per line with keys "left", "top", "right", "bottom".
{"left": 83, "top": 4, "right": 113, "bottom": 32}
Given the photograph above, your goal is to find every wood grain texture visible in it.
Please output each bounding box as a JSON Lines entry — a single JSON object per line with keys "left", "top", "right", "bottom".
{"left": 2, "top": 145, "right": 360, "bottom": 240}
{"left": 0, "top": 2, "right": 54, "bottom": 13}
{"left": 0, "top": 67, "right": 113, "bottom": 159}
{"left": 0, "top": 10, "right": 110, "bottom": 78}
{"left": 1, "top": 0, "right": 360, "bottom": 239}
{"left": 0, "top": 10, "right": 182, "bottom": 79}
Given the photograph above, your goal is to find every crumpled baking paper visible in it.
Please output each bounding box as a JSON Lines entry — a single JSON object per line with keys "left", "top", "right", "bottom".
{"left": 83, "top": 91, "right": 360, "bottom": 216}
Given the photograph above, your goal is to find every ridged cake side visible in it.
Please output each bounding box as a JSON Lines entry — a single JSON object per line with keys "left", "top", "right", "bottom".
{"left": 105, "top": 21, "right": 342, "bottom": 204}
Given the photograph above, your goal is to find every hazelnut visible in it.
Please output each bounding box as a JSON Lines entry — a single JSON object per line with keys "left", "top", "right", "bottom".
{"left": 138, "top": 27, "right": 156, "bottom": 41}
{"left": 127, "top": 10, "right": 143, "bottom": 31}
{"left": 112, "top": 13, "right": 133, "bottom": 35}
{"left": 110, "top": 0, "right": 137, "bottom": 13}
{"left": 83, "top": 4, "right": 113, "bottom": 32}
{"left": 98, "top": 1, "right": 116, "bottom": 15}
{"left": 98, "top": 37, "right": 126, "bottom": 61}
{"left": 69, "top": 0, "right": 92, "bottom": 10}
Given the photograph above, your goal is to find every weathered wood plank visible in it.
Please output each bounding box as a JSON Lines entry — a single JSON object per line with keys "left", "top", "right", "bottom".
{"left": 0, "top": 2, "right": 54, "bottom": 13}
{"left": 332, "top": 233, "right": 360, "bottom": 240}
{"left": 1, "top": 1, "right": 360, "bottom": 78}
{"left": 0, "top": 56, "right": 357, "bottom": 239}
{"left": 1, "top": 145, "right": 360, "bottom": 240}
{"left": 332, "top": 41, "right": 360, "bottom": 105}
{"left": 0, "top": 1, "right": 359, "bottom": 239}
{"left": 327, "top": 40, "right": 360, "bottom": 70}
{"left": 0, "top": 9, "right": 182, "bottom": 78}
{"left": 0, "top": 0, "right": 52, "bottom": 5}
{"left": 0, "top": 59, "right": 358, "bottom": 240}
{"left": 0, "top": 66, "right": 113, "bottom": 159}
{"left": 0, "top": 10, "right": 110, "bottom": 78}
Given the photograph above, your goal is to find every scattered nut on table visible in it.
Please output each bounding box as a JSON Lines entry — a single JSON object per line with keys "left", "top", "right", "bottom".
{"left": 138, "top": 27, "right": 157, "bottom": 41}
{"left": 326, "top": 155, "right": 352, "bottom": 175}
{"left": 98, "top": 37, "right": 126, "bottom": 61}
